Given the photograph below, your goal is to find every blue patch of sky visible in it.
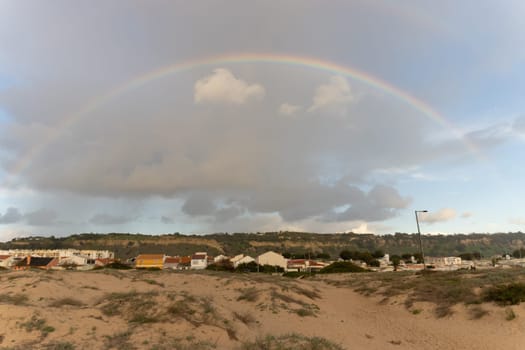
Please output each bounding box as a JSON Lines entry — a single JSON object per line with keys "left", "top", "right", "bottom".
{"left": 0, "top": 73, "right": 16, "bottom": 91}
{"left": 0, "top": 108, "right": 13, "bottom": 123}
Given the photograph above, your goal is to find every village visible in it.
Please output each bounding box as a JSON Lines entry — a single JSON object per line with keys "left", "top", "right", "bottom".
{"left": 2, "top": 248, "right": 525, "bottom": 273}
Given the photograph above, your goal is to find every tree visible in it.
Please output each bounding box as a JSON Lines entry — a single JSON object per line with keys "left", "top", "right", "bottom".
{"left": 339, "top": 250, "right": 352, "bottom": 261}
{"left": 372, "top": 249, "right": 385, "bottom": 259}
{"left": 391, "top": 255, "right": 401, "bottom": 271}
{"left": 368, "top": 259, "right": 380, "bottom": 267}
{"left": 512, "top": 248, "right": 525, "bottom": 259}
{"left": 316, "top": 253, "right": 331, "bottom": 260}
{"left": 413, "top": 253, "right": 423, "bottom": 264}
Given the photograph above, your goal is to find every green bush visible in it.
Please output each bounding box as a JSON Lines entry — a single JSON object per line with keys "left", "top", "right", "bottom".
{"left": 105, "top": 261, "right": 132, "bottom": 270}
{"left": 319, "top": 261, "right": 368, "bottom": 274}
{"left": 485, "top": 283, "right": 525, "bottom": 305}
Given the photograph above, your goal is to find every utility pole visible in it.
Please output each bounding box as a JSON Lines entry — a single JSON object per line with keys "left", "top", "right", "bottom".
{"left": 415, "top": 210, "right": 428, "bottom": 270}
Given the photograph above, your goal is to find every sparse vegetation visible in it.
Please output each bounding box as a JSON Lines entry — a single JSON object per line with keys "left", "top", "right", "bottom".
{"left": 240, "top": 333, "right": 344, "bottom": 350}
{"left": 468, "top": 306, "right": 489, "bottom": 319}
{"left": 325, "top": 268, "right": 525, "bottom": 318}
{"left": 104, "top": 330, "right": 135, "bottom": 350}
{"left": 142, "top": 279, "right": 165, "bottom": 287}
{"left": 484, "top": 282, "right": 525, "bottom": 305}
{"left": 19, "top": 314, "right": 55, "bottom": 338}
{"left": 237, "top": 287, "right": 260, "bottom": 302}
{"left": 0, "top": 293, "right": 28, "bottom": 305}
{"left": 99, "top": 290, "right": 159, "bottom": 324}
{"left": 233, "top": 311, "right": 256, "bottom": 325}
{"left": 49, "top": 297, "right": 84, "bottom": 308}
{"left": 42, "top": 342, "right": 76, "bottom": 350}
{"left": 505, "top": 307, "right": 516, "bottom": 321}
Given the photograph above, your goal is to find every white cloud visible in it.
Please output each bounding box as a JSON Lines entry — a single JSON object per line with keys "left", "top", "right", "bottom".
{"left": 349, "top": 222, "right": 370, "bottom": 234}
{"left": 419, "top": 208, "right": 456, "bottom": 224}
{"left": 308, "top": 76, "right": 355, "bottom": 113}
{"left": 461, "top": 211, "right": 473, "bottom": 219}
{"left": 194, "top": 68, "right": 265, "bottom": 105}
{"left": 278, "top": 103, "right": 302, "bottom": 116}
{"left": 509, "top": 217, "right": 525, "bottom": 226}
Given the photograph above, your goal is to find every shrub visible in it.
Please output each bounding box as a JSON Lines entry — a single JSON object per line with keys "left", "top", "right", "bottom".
{"left": 233, "top": 311, "right": 256, "bottom": 325}
{"left": 468, "top": 306, "right": 489, "bottom": 319}
{"left": 282, "top": 271, "right": 311, "bottom": 278}
{"left": 105, "top": 262, "right": 132, "bottom": 269}
{"left": 206, "top": 261, "right": 234, "bottom": 271}
{"left": 43, "top": 342, "right": 76, "bottom": 350}
{"left": 505, "top": 307, "right": 516, "bottom": 321}
{"left": 485, "top": 283, "right": 525, "bottom": 305}
{"left": 0, "top": 293, "right": 29, "bottom": 305}
{"left": 319, "top": 261, "right": 368, "bottom": 274}
{"left": 49, "top": 298, "right": 84, "bottom": 308}
{"left": 368, "top": 259, "right": 380, "bottom": 267}
{"left": 237, "top": 287, "right": 260, "bottom": 302}
{"left": 241, "top": 333, "right": 344, "bottom": 350}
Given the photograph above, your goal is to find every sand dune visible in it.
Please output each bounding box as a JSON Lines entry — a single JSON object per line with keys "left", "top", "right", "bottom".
{"left": 0, "top": 269, "right": 524, "bottom": 349}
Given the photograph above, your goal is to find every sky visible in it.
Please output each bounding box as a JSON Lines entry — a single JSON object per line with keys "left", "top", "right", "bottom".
{"left": 1, "top": 0, "right": 525, "bottom": 241}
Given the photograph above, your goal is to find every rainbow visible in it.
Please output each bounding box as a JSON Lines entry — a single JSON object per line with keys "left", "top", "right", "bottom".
{"left": 7, "top": 52, "right": 478, "bottom": 182}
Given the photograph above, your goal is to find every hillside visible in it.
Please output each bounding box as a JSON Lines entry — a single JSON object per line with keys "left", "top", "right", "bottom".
{"left": 1, "top": 231, "right": 524, "bottom": 260}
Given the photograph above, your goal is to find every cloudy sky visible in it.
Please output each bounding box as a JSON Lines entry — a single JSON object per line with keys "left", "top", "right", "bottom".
{"left": 1, "top": 1, "right": 525, "bottom": 240}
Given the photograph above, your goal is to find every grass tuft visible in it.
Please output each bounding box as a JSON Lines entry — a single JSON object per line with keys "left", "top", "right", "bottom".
{"left": 240, "top": 333, "right": 344, "bottom": 350}
{"left": 237, "top": 287, "right": 260, "bottom": 302}
{"left": 49, "top": 298, "right": 84, "bottom": 308}
{"left": 0, "top": 293, "right": 29, "bottom": 306}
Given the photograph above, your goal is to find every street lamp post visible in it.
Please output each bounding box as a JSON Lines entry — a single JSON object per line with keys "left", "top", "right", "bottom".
{"left": 415, "top": 210, "right": 428, "bottom": 269}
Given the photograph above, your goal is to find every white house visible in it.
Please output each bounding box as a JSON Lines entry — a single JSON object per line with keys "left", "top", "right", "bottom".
{"left": 230, "top": 254, "right": 247, "bottom": 267}
{"left": 58, "top": 255, "right": 91, "bottom": 267}
{"left": 233, "top": 255, "right": 255, "bottom": 268}
{"left": 213, "top": 254, "right": 229, "bottom": 263}
{"left": 256, "top": 251, "right": 287, "bottom": 269}
{"left": 0, "top": 255, "right": 13, "bottom": 268}
{"left": 190, "top": 252, "right": 208, "bottom": 270}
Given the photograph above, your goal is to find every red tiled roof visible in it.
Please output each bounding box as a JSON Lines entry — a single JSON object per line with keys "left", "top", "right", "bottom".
{"left": 180, "top": 256, "right": 191, "bottom": 264}
{"left": 192, "top": 254, "right": 206, "bottom": 260}
{"left": 0, "top": 255, "right": 11, "bottom": 260}
{"left": 136, "top": 254, "right": 164, "bottom": 260}
{"left": 95, "top": 258, "right": 115, "bottom": 265}
{"left": 164, "top": 257, "right": 181, "bottom": 264}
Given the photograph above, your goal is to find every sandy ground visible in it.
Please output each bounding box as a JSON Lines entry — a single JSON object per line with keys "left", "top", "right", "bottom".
{"left": 0, "top": 269, "right": 524, "bottom": 349}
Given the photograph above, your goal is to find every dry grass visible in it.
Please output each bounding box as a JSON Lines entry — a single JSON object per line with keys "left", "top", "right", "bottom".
{"left": 0, "top": 293, "right": 28, "bottom": 306}
{"left": 237, "top": 287, "right": 260, "bottom": 302}
{"left": 104, "top": 329, "right": 135, "bottom": 350}
{"left": 324, "top": 268, "right": 525, "bottom": 318}
{"left": 49, "top": 297, "right": 84, "bottom": 308}
{"left": 468, "top": 305, "right": 489, "bottom": 320}
{"left": 19, "top": 314, "right": 55, "bottom": 338}
{"left": 240, "top": 333, "right": 344, "bottom": 350}
{"left": 233, "top": 311, "right": 256, "bottom": 325}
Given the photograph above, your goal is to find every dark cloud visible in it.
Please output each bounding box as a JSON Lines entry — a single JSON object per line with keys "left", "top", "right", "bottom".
{"left": 24, "top": 208, "right": 58, "bottom": 226}
{"left": 322, "top": 184, "right": 411, "bottom": 222}
{"left": 89, "top": 213, "right": 133, "bottom": 225}
{"left": 160, "top": 216, "right": 174, "bottom": 224}
{"left": 0, "top": 207, "right": 22, "bottom": 224}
